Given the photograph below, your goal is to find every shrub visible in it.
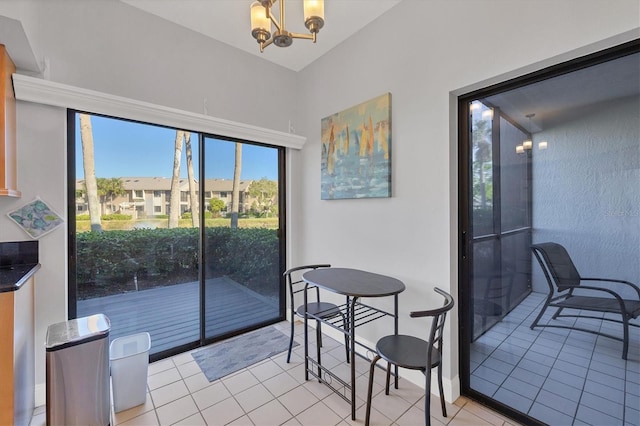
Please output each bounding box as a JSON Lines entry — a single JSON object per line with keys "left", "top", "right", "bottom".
{"left": 76, "top": 214, "right": 90, "bottom": 221}
{"left": 182, "top": 211, "right": 214, "bottom": 220}
{"left": 76, "top": 227, "right": 278, "bottom": 295}
{"left": 102, "top": 214, "right": 133, "bottom": 221}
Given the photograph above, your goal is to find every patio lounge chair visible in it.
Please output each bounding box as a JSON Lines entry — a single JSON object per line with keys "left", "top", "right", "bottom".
{"left": 530, "top": 242, "right": 640, "bottom": 359}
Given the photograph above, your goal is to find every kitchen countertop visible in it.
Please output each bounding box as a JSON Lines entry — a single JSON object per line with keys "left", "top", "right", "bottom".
{"left": 0, "top": 240, "right": 40, "bottom": 293}
{"left": 0, "top": 263, "right": 41, "bottom": 293}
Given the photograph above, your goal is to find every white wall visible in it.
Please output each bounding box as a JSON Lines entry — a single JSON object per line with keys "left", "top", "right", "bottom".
{"left": 295, "top": 0, "right": 639, "bottom": 398}
{"left": 532, "top": 95, "right": 640, "bottom": 295}
{"left": 0, "top": 0, "right": 300, "bottom": 405}
{"left": 0, "top": 101, "right": 67, "bottom": 407}
{"left": 0, "top": 0, "right": 638, "bottom": 408}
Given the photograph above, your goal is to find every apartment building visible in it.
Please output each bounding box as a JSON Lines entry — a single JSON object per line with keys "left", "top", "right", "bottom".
{"left": 75, "top": 177, "right": 254, "bottom": 218}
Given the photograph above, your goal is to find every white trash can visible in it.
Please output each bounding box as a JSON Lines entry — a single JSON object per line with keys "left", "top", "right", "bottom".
{"left": 109, "top": 332, "right": 151, "bottom": 413}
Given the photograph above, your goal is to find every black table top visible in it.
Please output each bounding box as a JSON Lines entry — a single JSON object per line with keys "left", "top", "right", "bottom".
{"left": 303, "top": 267, "right": 405, "bottom": 298}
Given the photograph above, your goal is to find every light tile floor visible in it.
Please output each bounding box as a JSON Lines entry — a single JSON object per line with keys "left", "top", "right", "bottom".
{"left": 471, "top": 292, "right": 640, "bottom": 426}
{"left": 30, "top": 321, "right": 520, "bottom": 426}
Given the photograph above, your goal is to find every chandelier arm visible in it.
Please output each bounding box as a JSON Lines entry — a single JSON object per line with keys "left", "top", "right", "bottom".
{"left": 261, "top": 1, "right": 281, "bottom": 31}
{"left": 288, "top": 32, "right": 315, "bottom": 41}
{"left": 280, "top": 0, "right": 287, "bottom": 32}
{"left": 269, "top": 14, "right": 282, "bottom": 32}
{"left": 259, "top": 37, "right": 274, "bottom": 53}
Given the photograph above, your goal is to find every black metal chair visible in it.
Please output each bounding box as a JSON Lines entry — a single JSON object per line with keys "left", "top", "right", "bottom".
{"left": 531, "top": 242, "right": 640, "bottom": 360}
{"left": 284, "top": 264, "right": 349, "bottom": 363}
{"left": 365, "top": 287, "right": 454, "bottom": 426}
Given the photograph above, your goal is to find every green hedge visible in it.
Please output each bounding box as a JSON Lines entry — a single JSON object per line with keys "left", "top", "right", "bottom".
{"left": 76, "top": 214, "right": 132, "bottom": 221}
{"left": 102, "top": 214, "right": 133, "bottom": 221}
{"left": 182, "top": 211, "right": 214, "bottom": 219}
{"left": 76, "top": 227, "right": 279, "bottom": 291}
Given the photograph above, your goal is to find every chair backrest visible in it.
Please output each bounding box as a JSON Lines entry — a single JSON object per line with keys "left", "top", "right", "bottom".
{"left": 531, "top": 242, "right": 581, "bottom": 292}
{"left": 410, "top": 288, "right": 455, "bottom": 358}
{"left": 283, "top": 264, "right": 331, "bottom": 310}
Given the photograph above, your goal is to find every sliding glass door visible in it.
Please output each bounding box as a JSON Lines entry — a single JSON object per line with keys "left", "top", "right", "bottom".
{"left": 459, "top": 43, "right": 640, "bottom": 425}
{"left": 202, "top": 136, "right": 284, "bottom": 340}
{"left": 69, "top": 113, "right": 285, "bottom": 360}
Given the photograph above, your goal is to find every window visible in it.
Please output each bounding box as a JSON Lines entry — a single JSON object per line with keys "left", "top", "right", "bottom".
{"left": 154, "top": 206, "right": 161, "bottom": 213}
{"left": 134, "top": 190, "right": 143, "bottom": 199}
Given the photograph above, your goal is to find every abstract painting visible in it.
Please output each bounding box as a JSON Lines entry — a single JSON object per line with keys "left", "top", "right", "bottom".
{"left": 321, "top": 93, "right": 391, "bottom": 200}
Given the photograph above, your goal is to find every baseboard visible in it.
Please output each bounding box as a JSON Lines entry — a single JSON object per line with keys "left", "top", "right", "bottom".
{"left": 35, "top": 382, "right": 45, "bottom": 408}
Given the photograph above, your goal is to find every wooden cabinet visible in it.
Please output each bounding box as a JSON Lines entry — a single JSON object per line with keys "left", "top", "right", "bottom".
{"left": 0, "top": 274, "right": 35, "bottom": 426}
{"left": 0, "top": 44, "right": 20, "bottom": 197}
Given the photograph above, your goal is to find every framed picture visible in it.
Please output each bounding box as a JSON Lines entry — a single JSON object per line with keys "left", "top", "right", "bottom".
{"left": 321, "top": 93, "right": 391, "bottom": 200}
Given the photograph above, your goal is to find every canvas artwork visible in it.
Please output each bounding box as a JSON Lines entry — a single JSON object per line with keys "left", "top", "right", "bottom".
{"left": 7, "top": 197, "right": 64, "bottom": 239}
{"left": 321, "top": 93, "right": 391, "bottom": 200}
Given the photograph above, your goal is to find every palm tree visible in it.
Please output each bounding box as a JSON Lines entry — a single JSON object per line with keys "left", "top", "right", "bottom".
{"left": 169, "top": 130, "right": 184, "bottom": 228}
{"left": 79, "top": 114, "right": 102, "bottom": 232}
{"left": 184, "top": 132, "right": 198, "bottom": 227}
{"left": 96, "top": 177, "right": 126, "bottom": 214}
{"left": 230, "top": 143, "right": 242, "bottom": 228}
{"left": 248, "top": 178, "right": 277, "bottom": 217}
{"left": 473, "top": 118, "right": 492, "bottom": 209}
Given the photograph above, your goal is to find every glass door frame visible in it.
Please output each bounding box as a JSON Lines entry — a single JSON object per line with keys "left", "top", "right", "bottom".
{"left": 197, "top": 133, "right": 288, "bottom": 347}
{"left": 457, "top": 40, "right": 640, "bottom": 425}
{"left": 67, "top": 113, "right": 287, "bottom": 363}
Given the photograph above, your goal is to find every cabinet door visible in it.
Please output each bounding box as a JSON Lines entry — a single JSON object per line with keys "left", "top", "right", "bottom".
{"left": 0, "top": 44, "right": 20, "bottom": 197}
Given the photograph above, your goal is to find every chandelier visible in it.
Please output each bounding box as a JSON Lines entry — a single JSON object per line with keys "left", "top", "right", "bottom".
{"left": 516, "top": 113, "right": 548, "bottom": 154}
{"left": 250, "top": 0, "right": 325, "bottom": 52}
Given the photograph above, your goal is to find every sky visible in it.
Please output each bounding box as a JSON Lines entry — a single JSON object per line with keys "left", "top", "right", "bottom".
{"left": 75, "top": 114, "right": 278, "bottom": 181}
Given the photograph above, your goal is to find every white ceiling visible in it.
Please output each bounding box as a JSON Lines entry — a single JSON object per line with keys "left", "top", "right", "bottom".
{"left": 118, "top": 1, "right": 639, "bottom": 131}
{"left": 120, "top": 0, "right": 403, "bottom": 72}
{"left": 486, "top": 53, "right": 640, "bottom": 131}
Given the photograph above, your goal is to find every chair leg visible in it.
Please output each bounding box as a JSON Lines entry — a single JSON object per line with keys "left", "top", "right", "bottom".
{"left": 530, "top": 298, "right": 551, "bottom": 329}
{"left": 552, "top": 306, "right": 564, "bottom": 319}
{"left": 287, "top": 314, "right": 295, "bottom": 363}
{"left": 365, "top": 355, "right": 380, "bottom": 426}
{"left": 341, "top": 312, "right": 350, "bottom": 363}
{"left": 385, "top": 362, "right": 392, "bottom": 395}
{"left": 316, "top": 320, "right": 322, "bottom": 381}
{"left": 437, "top": 363, "right": 447, "bottom": 417}
{"left": 424, "top": 368, "right": 432, "bottom": 426}
{"left": 623, "top": 315, "right": 629, "bottom": 360}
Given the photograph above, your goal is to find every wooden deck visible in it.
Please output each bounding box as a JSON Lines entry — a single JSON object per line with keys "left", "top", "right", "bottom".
{"left": 78, "top": 277, "right": 281, "bottom": 354}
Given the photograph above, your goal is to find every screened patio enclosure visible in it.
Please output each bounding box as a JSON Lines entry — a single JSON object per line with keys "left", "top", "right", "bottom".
{"left": 460, "top": 45, "right": 639, "bottom": 425}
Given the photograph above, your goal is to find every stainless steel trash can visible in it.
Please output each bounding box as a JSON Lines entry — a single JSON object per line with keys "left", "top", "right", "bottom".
{"left": 46, "top": 314, "right": 111, "bottom": 426}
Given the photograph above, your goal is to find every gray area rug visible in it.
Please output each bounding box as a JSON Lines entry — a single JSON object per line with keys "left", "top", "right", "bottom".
{"left": 192, "top": 325, "right": 297, "bottom": 382}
